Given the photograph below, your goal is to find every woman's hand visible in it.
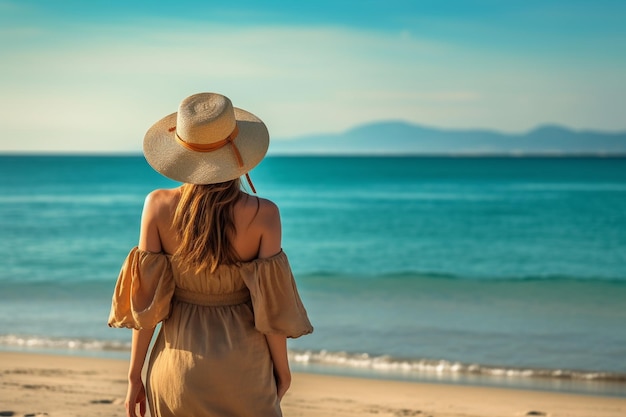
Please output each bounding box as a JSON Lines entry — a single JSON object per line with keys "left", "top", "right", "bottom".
{"left": 125, "top": 377, "right": 147, "bottom": 417}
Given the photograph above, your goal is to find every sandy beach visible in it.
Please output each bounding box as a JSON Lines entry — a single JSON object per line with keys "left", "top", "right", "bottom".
{"left": 0, "top": 352, "right": 624, "bottom": 417}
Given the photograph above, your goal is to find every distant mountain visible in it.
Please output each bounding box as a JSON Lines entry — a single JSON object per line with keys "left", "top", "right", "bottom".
{"left": 269, "top": 121, "right": 626, "bottom": 155}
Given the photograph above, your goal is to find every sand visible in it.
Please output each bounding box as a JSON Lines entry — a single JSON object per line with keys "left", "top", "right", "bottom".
{"left": 0, "top": 352, "right": 624, "bottom": 417}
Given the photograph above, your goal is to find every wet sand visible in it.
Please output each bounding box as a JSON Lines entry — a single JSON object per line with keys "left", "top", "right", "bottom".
{"left": 0, "top": 352, "right": 624, "bottom": 417}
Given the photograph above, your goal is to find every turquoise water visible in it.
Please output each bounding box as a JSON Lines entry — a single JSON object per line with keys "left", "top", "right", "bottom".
{"left": 1, "top": 155, "right": 625, "bottom": 396}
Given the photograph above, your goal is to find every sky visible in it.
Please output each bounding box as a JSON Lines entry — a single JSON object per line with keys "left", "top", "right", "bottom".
{"left": 0, "top": 0, "right": 625, "bottom": 153}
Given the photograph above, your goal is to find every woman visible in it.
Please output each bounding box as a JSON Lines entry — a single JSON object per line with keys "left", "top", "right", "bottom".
{"left": 108, "top": 93, "right": 313, "bottom": 417}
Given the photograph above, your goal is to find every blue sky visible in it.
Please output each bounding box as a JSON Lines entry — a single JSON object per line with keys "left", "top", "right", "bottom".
{"left": 1, "top": 0, "right": 625, "bottom": 152}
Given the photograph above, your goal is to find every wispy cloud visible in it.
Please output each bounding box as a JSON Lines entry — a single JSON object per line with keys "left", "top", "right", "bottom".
{"left": 0, "top": 22, "right": 469, "bottom": 151}
{"left": 1, "top": 3, "right": 625, "bottom": 152}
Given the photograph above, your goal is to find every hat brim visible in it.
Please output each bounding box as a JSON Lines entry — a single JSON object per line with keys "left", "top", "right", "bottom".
{"left": 143, "top": 107, "right": 269, "bottom": 184}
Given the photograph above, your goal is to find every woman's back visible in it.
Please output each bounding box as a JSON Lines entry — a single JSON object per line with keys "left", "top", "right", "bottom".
{"left": 139, "top": 186, "right": 282, "bottom": 262}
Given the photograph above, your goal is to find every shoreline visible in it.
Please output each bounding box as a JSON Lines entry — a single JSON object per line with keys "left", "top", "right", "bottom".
{"left": 3, "top": 343, "right": 625, "bottom": 398}
{"left": 1, "top": 352, "right": 625, "bottom": 417}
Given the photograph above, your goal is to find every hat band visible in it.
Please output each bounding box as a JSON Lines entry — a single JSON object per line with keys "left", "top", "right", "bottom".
{"left": 176, "top": 125, "right": 240, "bottom": 156}
{"left": 173, "top": 125, "right": 257, "bottom": 193}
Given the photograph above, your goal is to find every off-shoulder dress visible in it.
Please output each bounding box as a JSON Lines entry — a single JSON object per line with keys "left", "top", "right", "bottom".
{"left": 108, "top": 247, "right": 313, "bottom": 417}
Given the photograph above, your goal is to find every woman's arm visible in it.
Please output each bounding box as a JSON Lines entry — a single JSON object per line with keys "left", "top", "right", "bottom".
{"left": 258, "top": 200, "right": 292, "bottom": 400}
{"left": 266, "top": 333, "right": 291, "bottom": 400}
{"left": 126, "top": 328, "right": 155, "bottom": 417}
{"left": 126, "top": 192, "right": 163, "bottom": 417}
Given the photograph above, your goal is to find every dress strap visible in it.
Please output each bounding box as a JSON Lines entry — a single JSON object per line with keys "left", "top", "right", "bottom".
{"left": 174, "top": 287, "right": 251, "bottom": 307}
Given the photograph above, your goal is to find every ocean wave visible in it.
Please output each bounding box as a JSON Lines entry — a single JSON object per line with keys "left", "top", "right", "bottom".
{"left": 288, "top": 349, "right": 626, "bottom": 383}
{"left": 2, "top": 334, "right": 624, "bottom": 383}
{"left": 0, "top": 334, "right": 130, "bottom": 352}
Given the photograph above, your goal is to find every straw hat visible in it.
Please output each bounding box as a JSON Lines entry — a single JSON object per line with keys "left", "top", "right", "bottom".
{"left": 143, "top": 93, "right": 269, "bottom": 186}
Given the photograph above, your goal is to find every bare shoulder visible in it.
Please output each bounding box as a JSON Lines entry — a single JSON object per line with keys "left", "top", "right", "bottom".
{"left": 139, "top": 188, "right": 180, "bottom": 253}
{"left": 141, "top": 188, "right": 180, "bottom": 229}
{"left": 144, "top": 188, "right": 180, "bottom": 212}
{"left": 145, "top": 187, "right": 179, "bottom": 202}
{"left": 255, "top": 196, "right": 281, "bottom": 227}
{"left": 252, "top": 196, "right": 282, "bottom": 258}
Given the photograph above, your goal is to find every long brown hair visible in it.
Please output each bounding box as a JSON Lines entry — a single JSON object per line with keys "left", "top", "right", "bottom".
{"left": 173, "top": 179, "right": 242, "bottom": 272}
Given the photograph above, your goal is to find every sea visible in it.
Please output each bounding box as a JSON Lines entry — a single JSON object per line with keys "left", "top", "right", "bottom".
{"left": 0, "top": 155, "right": 625, "bottom": 397}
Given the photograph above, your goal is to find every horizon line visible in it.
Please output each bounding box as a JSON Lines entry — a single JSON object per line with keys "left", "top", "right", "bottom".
{"left": 2, "top": 151, "right": 626, "bottom": 158}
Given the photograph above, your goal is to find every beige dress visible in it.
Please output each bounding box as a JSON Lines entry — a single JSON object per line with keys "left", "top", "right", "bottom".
{"left": 108, "top": 247, "right": 313, "bottom": 417}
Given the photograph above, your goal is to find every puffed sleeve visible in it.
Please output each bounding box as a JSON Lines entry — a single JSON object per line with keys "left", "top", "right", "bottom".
{"left": 241, "top": 251, "right": 313, "bottom": 338}
{"left": 107, "top": 247, "right": 175, "bottom": 330}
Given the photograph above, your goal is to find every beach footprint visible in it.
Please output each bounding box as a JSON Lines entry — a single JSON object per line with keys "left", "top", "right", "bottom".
{"left": 0, "top": 414, "right": 49, "bottom": 417}
{"left": 90, "top": 398, "right": 124, "bottom": 405}
{"left": 525, "top": 411, "right": 547, "bottom": 416}
{"left": 394, "top": 409, "right": 422, "bottom": 416}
